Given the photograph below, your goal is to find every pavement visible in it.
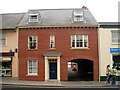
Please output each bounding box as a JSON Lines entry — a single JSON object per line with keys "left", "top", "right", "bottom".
{"left": 0, "top": 77, "right": 120, "bottom": 88}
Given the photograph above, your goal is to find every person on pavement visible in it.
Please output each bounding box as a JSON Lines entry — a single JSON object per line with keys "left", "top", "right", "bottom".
{"left": 110, "top": 66, "right": 117, "bottom": 85}
{"left": 106, "top": 65, "right": 111, "bottom": 83}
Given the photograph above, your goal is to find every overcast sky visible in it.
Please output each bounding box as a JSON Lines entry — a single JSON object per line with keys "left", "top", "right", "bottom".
{"left": 0, "top": 0, "right": 120, "bottom": 22}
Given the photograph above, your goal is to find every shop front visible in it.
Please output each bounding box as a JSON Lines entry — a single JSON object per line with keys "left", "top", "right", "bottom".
{"left": 0, "top": 52, "right": 14, "bottom": 77}
{"left": 110, "top": 48, "right": 120, "bottom": 72}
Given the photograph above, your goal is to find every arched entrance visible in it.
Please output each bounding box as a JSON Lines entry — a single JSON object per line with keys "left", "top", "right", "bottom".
{"left": 68, "top": 59, "right": 93, "bottom": 81}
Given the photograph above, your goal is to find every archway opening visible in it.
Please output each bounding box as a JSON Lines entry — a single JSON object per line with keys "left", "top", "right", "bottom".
{"left": 68, "top": 59, "right": 93, "bottom": 81}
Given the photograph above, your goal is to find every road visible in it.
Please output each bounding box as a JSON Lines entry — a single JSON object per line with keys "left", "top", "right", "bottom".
{"left": 1, "top": 84, "right": 120, "bottom": 90}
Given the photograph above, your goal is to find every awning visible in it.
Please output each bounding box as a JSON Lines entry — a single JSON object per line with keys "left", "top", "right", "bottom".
{"left": 0, "top": 57, "right": 11, "bottom": 62}
{"left": 0, "top": 52, "right": 14, "bottom": 56}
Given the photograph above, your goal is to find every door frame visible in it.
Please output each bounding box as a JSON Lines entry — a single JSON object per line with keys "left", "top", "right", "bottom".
{"left": 45, "top": 56, "right": 60, "bottom": 81}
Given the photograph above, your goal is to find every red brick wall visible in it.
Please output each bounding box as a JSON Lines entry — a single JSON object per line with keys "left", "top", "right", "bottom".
{"left": 19, "top": 28, "right": 99, "bottom": 81}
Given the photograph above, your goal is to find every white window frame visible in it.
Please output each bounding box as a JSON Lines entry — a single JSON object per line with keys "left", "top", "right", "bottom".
{"left": 0, "top": 33, "right": 6, "bottom": 46}
{"left": 73, "top": 11, "right": 84, "bottom": 22}
{"left": 29, "top": 13, "right": 38, "bottom": 23}
{"left": 71, "top": 35, "right": 88, "bottom": 48}
{"left": 28, "top": 36, "right": 38, "bottom": 49}
{"left": 28, "top": 60, "right": 38, "bottom": 75}
{"left": 50, "top": 35, "right": 55, "bottom": 49}
{"left": 111, "top": 31, "right": 120, "bottom": 44}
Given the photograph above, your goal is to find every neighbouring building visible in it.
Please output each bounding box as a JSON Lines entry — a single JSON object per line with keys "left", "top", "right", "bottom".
{"left": 99, "top": 22, "right": 120, "bottom": 81}
{"left": 18, "top": 6, "right": 99, "bottom": 81}
{"left": 0, "top": 13, "right": 25, "bottom": 77}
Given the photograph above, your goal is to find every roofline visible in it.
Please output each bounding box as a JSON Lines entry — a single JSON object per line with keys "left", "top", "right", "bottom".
{"left": 17, "top": 25, "right": 99, "bottom": 28}
{"left": 0, "top": 28, "right": 16, "bottom": 30}
{"left": 0, "top": 13, "right": 25, "bottom": 15}
{"left": 29, "top": 8, "right": 88, "bottom": 11}
{"left": 98, "top": 22, "right": 120, "bottom": 25}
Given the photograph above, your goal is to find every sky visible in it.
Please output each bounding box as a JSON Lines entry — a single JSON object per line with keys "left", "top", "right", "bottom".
{"left": 0, "top": 0, "right": 120, "bottom": 22}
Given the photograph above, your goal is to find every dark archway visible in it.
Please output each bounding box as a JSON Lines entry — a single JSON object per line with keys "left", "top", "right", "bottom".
{"left": 68, "top": 59, "right": 93, "bottom": 81}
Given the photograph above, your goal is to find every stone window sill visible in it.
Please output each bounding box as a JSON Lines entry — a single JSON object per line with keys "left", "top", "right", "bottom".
{"left": 49, "top": 48, "right": 56, "bottom": 50}
{"left": 26, "top": 48, "right": 38, "bottom": 51}
{"left": 70, "top": 47, "right": 90, "bottom": 50}
{"left": 26, "top": 74, "right": 38, "bottom": 76}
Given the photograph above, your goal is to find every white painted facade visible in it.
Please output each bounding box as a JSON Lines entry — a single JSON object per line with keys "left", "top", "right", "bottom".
{"left": 99, "top": 27, "right": 120, "bottom": 78}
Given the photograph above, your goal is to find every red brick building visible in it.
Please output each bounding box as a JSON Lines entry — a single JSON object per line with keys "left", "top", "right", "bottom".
{"left": 18, "top": 7, "right": 99, "bottom": 81}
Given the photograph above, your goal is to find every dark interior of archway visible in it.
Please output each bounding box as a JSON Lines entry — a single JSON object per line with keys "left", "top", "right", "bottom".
{"left": 68, "top": 59, "right": 93, "bottom": 81}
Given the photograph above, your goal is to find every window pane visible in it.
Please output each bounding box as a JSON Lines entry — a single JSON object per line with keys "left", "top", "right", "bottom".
{"left": 2, "top": 40, "right": 6, "bottom": 46}
{"left": 76, "top": 42, "right": 79, "bottom": 47}
{"left": 84, "top": 35, "right": 88, "bottom": 42}
{"left": 33, "top": 61, "right": 37, "bottom": 67}
{"left": 51, "top": 36, "right": 54, "bottom": 41}
{"left": 71, "top": 35, "right": 75, "bottom": 47}
{"left": 71, "top": 35, "right": 75, "bottom": 41}
{"left": 80, "top": 42, "right": 83, "bottom": 47}
{"left": 80, "top": 36, "right": 82, "bottom": 41}
{"left": 72, "top": 42, "right": 75, "bottom": 47}
{"left": 29, "top": 68, "right": 32, "bottom": 73}
{"left": 84, "top": 42, "right": 87, "bottom": 47}
{"left": 50, "top": 44, "right": 53, "bottom": 48}
{"left": 33, "top": 36, "right": 37, "bottom": 42}
{"left": 0, "top": 33, "right": 6, "bottom": 45}
{"left": 29, "top": 36, "right": 32, "bottom": 42}
{"left": 76, "top": 35, "right": 79, "bottom": 41}
{"left": 33, "top": 67, "right": 37, "bottom": 73}
{"left": 2, "top": 33, "right": 6, "bottom": 39}
{"left": 29, "top": 61, "right": 32, "bottom": 67}
{"left": 51, "top": 44, "right": 55, "bottom": 48}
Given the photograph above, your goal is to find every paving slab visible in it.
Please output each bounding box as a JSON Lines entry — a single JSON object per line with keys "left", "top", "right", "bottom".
{"left": 0, "top": 77, "right": 120, "bottom": 88}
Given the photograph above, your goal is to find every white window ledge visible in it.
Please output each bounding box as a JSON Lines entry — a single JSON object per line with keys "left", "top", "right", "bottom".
{"left": 26, "top": 74, "right": 38, "bottom": 76}
{"left": 70, "top": 47, "right": 90, "bottom": 50}
{"left": 27, "top": 48, "right": 38, "bottom": 50}
{"left": 49, "top": 48, "right": 56, "bottom": 50}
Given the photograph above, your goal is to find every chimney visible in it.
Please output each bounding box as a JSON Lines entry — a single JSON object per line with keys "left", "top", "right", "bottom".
{"left": 82, "top": 6, "right": 88, "bottom": 9}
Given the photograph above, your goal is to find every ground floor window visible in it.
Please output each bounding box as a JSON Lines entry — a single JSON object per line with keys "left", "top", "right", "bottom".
{"left": 28, "top": 60, "right": 37, "bottom": 75}
{"left": 0, "top": 61, "right": 12, "bottom": 77}
{"left": 113, "top": 55, "right": 120, "bottom": 70}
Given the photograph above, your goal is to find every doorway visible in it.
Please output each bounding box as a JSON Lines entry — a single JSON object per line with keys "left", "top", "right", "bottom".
{"left": 49, "top": 59, "right": 57, "bottom": 80}
{"left": 68, "top": 59, "right": 93, "bottom": 81}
